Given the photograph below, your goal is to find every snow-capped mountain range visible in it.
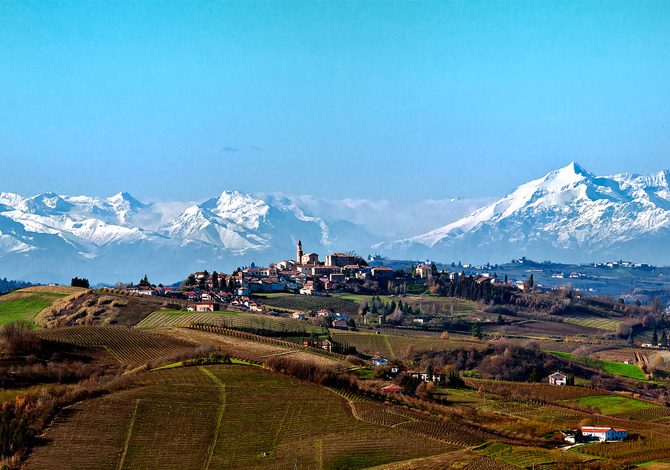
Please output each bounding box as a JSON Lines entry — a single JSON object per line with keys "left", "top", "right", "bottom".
{"left": 381, "top": 162, "right": 670, "bottom": 263}
{"left": 0, "top": 190, "right": 369, "bottom": 283}
{"left": 2, "top": 162, "right": 670, "bottom": 283}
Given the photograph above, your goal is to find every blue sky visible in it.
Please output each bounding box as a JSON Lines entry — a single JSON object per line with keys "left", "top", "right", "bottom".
{"left": 1, "top": 0, "right": 669, "bottom": 203}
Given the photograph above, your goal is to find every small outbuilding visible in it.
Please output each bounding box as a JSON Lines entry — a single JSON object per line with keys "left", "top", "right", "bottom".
{"left": 548, "top": 371, "right": 567, "bottom": 386}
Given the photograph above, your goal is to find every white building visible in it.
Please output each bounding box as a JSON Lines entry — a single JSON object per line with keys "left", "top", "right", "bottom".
{"left": 548, "top": 371, "right": 568, "bottom": 386}
{"left": 580, "top": 426, "right": 627, "bottom": 442}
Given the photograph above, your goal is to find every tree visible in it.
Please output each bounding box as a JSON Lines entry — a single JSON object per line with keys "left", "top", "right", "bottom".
{"left": 526, "top": 274, "right": 534, "bottom": 291}
{"left": 139, "top": 275, "right": 150, "bottom": 287}
{"left": 312, "top": 276, "right": 324, "bottom": 291}
{"left": 653, "top": 324, "right": 659, "bottom": 346}
{"left": 211, "top": 271, "right": 220, "bottom": 290}
{"left": 662, "top": 330, "right": 668, "bottom": 348}
{"left": 71, "top": 277, "right": 90, "bottom": 288}
{"left": 471, "top": 321, "right": 483, "bottom": 340}
{"left": 651, "top": 298, "right": 664, "bottom": 315}
{"left": 186, "top": 274, "right": 197, "bottom": 286}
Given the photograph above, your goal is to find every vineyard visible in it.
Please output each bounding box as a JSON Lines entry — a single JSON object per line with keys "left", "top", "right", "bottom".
{"left": 466, "top": 379, "right": 602, "bottom": 403}
{"left": 476, "top": 442, "right": 593, "bottom": 468}
{"left": 330, "top": 331, "right": 478, "bottom": 359}
{"left": 38, "top": 326, "right": 198, "bottom": 367}
{"left": 23, "top": 365, "right": 455, "bottom": 469}
{"left": 252, "top": 292, "right": 360, "bottom": 315}
{"left": 335, "top": 294, "right": 478, "bottom": 317}
{"left": 560, "top": 312, "right": 622, "bottom": 332}
{"left": 135, "top": 308, "right": 327, "bottom": 336}
{"left": 576, "top": 437, "right": 670, "bottom": 465}
{"left": 161, "top": 326, "right": 347, "bottom": 368}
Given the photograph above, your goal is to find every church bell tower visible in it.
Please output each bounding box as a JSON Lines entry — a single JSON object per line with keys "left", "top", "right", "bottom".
{"left": 296, "top": 240, "right": 303, "bottom": 264}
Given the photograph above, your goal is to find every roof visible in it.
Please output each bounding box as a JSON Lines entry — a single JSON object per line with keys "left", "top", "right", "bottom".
{"left": 549, "top": 372, "right": 566, "bottom": 377}
{"left": 580, "top": 426, "right": 627, "bottom": 433}
{"left": 381, "top": 385, "right": 403, "bottom": 393}
{"left": 372, "top": 267, "right": 393, "bottom": 271}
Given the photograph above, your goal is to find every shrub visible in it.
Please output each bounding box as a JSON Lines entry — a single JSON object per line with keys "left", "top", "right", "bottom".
{"left": 0, "top": 322, "right": 41, "bottom": 356}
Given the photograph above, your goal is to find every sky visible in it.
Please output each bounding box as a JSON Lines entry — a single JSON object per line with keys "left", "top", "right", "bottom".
{"left": 1, "top": 0, "right": 669, "bottom": 204}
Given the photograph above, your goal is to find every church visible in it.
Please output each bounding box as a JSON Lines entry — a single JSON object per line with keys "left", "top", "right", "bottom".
{"left": 296, "top": 240, "right": 319, "bottom": 266}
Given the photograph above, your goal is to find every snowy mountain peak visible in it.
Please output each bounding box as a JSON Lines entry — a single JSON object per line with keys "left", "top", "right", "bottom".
{"left": 107, "top": 191, "right": 146, "bottom": 208}
{"left": 200, "top": 190, "right": 270, "bottom": 230}
{"left": 386, "top": 163, "right": 670, "bottom": 263}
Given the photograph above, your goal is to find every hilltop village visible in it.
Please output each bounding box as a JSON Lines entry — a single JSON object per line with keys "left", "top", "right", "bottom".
{"left": 124, "top": 240, "right": 530, "bottom": 324}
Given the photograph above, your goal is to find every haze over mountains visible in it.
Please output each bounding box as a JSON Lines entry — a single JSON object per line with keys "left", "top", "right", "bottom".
{"left": 1, "top": 162, "right": 669, "bottom": 283}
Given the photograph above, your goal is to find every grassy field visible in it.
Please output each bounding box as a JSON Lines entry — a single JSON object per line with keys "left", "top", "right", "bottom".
{"left": 549, "top": 350, "right": 647, "bottom": 380}
{"left": 23, "top": 365, "right": 454, "bottom": 469}
{"left": 568, "top": 394, "right": 658, "bottom": 415}
{"left": 0, "top": 290, "right": 71, "bottom": 326}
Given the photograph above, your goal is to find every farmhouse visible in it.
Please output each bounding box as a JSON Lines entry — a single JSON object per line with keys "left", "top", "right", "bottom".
{"left": 580, "top": 426, "right": 627, "bottom": 442}
{"left": 548, "top": 371, "right": 567, "bottom": 386}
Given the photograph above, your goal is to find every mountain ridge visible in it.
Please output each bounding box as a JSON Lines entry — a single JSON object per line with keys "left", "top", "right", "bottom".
{"left": 2, "top": 162, "right": 670, "bottom": 283}
{"left": 380, "top": 162, "right": 670, "bottom": 263}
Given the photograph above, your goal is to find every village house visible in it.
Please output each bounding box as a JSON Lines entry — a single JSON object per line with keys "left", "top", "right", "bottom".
{"left": 291, "top": 312, "right": 307, "bottom": 320}
{"left": 301, "top": 253, "right": 319, "bottom": 266}
{"left": 371, "top": 266, "right": 394, "bottom": 280}
{"left": 407, "top": 371, "right": 445, "bottom": 383}
{"left": 381, "top": 384, "right": 404, "bottom": 394}
{"left": 415, "top": 264, "right": 434, "bottom": 279}
{"left": 331, "top": 318, "right": 348, "bottom": 329}
{"left": 189, "top": 301, "right": 220, "bottom": 312}
{"left": 548, "top": 371, "right": 568, "bottom": 386}
{"left": 235, "top": 286, "right": 250, "bottom": 297}
{"left": 329, "top": 273, "right": 345, "bottom": 283}
{"left": 325, "top": 252, "right": 362, "bottom": 267}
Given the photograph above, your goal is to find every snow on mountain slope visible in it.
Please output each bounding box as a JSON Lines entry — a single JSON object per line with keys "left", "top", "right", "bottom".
{"left": 0, "top": 189, "right": 344, "bottom": 282}
{"left": 164, "top": 191, "right": 330, "bottom": 254}
{"left": 383, "top": 162, "right": 670, "bottom": 263}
